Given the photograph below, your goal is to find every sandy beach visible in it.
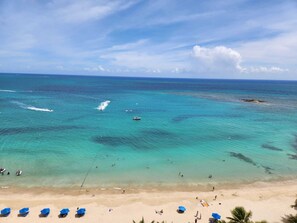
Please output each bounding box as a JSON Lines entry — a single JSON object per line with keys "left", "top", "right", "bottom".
{"left": 0, "top": 180, "right": 296, "bottom": 223}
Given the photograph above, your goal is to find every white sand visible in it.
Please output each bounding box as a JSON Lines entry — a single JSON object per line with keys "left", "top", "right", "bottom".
{"left": 0, "top": 180, "right": 296, "bottom": 223}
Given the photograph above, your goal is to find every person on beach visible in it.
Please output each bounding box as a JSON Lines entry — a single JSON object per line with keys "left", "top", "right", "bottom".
{"left": 212, "top": 186, "right": 215, "bottom": 191}
{"left": 194, "top": 210, "right": 199, "bottom": 217}
{"left": 155, "top": 209, "right": 163, "bottom": 215}
{"left": 214, "top": 195, "right": 217, "bottom": 200}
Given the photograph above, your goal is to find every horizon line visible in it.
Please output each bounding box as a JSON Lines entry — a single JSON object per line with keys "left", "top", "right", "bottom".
{"left": 0, "top": 72, "right": 297, "bottom": 82}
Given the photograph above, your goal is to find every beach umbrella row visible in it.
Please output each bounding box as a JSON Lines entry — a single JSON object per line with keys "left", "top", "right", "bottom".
{"left": 0, "top": 207, "right": 86, "bottom": 217}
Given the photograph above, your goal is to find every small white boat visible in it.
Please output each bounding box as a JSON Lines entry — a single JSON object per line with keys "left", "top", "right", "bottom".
{"left": 0, "top": 168, "right": 6, "bottom": 174}
{"left": 97, "top": 100, "right": 110, "bottom": 111}
{"left": 133, "top": 116, "right": 141, "bottom": 121}
{"left": 16, "top": 170, "right": 22, "bottom": 176}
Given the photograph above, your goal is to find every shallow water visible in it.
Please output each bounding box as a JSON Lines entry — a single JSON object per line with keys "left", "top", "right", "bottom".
{"left": 0, "top": 74, "right": 297, "bottom": 187}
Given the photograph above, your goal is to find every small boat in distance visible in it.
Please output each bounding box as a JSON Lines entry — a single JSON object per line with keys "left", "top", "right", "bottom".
{"left": 0, "top": 168, "right": 6, "bottom": 174}
{"left": 97, "top": 100, "right": 111, "bottom": 111}
{"left": 133, "top": 116, "right": 141, "bottom": 121}
{"left": 16, "top": 170, "right": 22, "bottom": 176}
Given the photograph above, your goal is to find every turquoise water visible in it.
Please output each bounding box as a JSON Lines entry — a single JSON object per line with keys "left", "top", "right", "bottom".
{"left": 0, "top": 73, "right": 297, "bottom": 188}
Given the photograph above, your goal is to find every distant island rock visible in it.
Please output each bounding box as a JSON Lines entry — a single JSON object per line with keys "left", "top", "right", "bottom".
{"left": 241, "top": 99, "right": 266, "bottom": 103}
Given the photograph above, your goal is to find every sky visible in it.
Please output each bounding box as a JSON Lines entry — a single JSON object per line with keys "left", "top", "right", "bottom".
{"left": 0, "top": 0, "right": 297, "bottom": 80}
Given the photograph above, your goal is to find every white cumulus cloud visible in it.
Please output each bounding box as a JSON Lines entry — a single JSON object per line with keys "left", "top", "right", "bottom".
{"left": 192, "top": 45, "right": 288, "bottom": 75}
{"left": 192, "top": 45, "right": 243, "bottom": 73}
{"left": 84, "top": 65, "right": 107, "bottom": 72}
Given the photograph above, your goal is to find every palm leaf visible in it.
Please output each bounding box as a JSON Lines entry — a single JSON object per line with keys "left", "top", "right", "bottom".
{"left": 227, "top": 206, "right": 252, "bottom": 223}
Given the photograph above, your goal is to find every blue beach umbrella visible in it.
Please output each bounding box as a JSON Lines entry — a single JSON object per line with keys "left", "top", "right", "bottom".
{"left": 212, "top": 213, "right": 221, "bottom": 220}
{"left": 40, "top": 208, "right": 50, "bottom": 216}
{"left": 178, "top": 206, "right": 186, "bottom": 213}
{"left": 19, "top": 207, "right": 29, "bottom": 216}
{"left": 76, "top": 208, "right": 86, "bottom": 216}
{"left": 1, "top": 208, "right": 11, "bottom": 216}
{"left": 60, "top": 208, "right": 70, "bottom": 216}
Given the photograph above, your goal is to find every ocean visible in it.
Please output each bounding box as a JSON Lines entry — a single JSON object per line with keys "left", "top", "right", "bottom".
{"left": 0, "top": 73, "right": 296, "bottom": 188}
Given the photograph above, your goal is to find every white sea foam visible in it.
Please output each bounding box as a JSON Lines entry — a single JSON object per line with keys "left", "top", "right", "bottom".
{"left": 11, "top": 101, "right": 26, "bottom": 107}
{"left": 97, "top": 100, "right": 111, "bottom": 111}
{"left": 26, "top": 106, "right": 53, "bottom": 112}
{"left": 0, "top": 89, "right": 16, "bottom": 93}
{"left": 11, "top": 101, "right": 54, "bottom": 112}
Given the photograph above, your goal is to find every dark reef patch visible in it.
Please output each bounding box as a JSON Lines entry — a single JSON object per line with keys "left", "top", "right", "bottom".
{"left": 261, "top": 144, "right": 283, "bottom": 151}
{"left": 0, "top": 125, "right": 82, "bottom": 135}
{"left": 292, "top": 134, "right": 297, "bottom": 150}
{"left": 172, "top": 114, "right": 199, "bottom": 122}
{"left": 92, "top": 136, "right": 153, "bottom": 150}
{"left": 65, "top": 115, "right": 88, "bottom": 122}
{"left": 261, "top": 165, "right": 274, "bottom": 174}
{"left": 172, "top": 114, "right": 242, "bottom": 123}
{"left": 141, "top": 128, "right": 175, "bottom": 137}
{"left": 92, "top": 128, "right": 178, "bottom": 150}
{"left": 287, "top": 153, "right": 297, "bottom": 160}
{"left": 229, "top": 152, "right": 257, "bottom": 166}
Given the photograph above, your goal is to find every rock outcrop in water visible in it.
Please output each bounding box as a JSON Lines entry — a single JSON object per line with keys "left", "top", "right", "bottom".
{"left": 241, "top": 99, "right": 266, "bottom": 103}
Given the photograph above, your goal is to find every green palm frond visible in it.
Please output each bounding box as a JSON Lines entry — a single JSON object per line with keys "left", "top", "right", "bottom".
{"left": 227, "top": 206, "right": 252, "bottom": 223}
{"left": 282, "top": 214, "right": 297, "bottom": 223}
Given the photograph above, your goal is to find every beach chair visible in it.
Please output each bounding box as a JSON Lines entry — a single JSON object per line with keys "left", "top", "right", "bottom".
{"left": 200, "top": 200, "right": 209, "bottom": 207}
{"left": 0, "top": 208, "right": 11, "bottom": 217}
{"left": 59, "top": 208, "right": 70, "bottom": 218}
{"left": 76, "top": 208, "right": 86, "bottom": 217}
{"left": 19, "top": 207, "right": 29, "bottom": 216}
{"left": 40, "top": 208, "right": 50, "bottom": 217}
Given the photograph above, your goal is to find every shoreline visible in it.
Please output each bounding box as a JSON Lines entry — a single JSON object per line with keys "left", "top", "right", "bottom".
{"left": 1, "top": 175, "right": 296, "bottom": 194}
{"left": 0, "top": 179, "right": 296, "bottom": 223}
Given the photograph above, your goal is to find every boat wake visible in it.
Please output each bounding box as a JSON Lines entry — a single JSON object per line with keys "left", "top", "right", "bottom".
{"left": 0, "top": 89, "right": 16, "bottom": 93}
{"left": 11, "top": 101, "right": 54, "bottom": 112}
{"left": 26, "top": 106, "right": 53, "bottom": 112}
{"left": 97, "top": 100, "right": 111, "bottom": 111}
